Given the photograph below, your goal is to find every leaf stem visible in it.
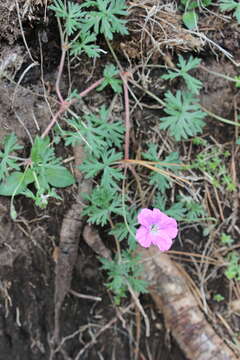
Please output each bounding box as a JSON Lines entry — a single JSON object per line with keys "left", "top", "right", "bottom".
{"left": 199, "top": 64, "right": 240, "bottom": 83}
{"left": 201, "top": 106, "right": 240, "bottom": 127}
{"left": 121, "top": 72, "right": 130, "bottom": 160}
{"left": 55, "top": 45, "right": 67, "bottom": 104}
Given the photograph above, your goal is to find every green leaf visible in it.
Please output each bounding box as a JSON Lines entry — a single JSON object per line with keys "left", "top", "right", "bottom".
{"left": 153, "top": 194, "right": 188, "bottom": 221}
{"left": 181, "top": 0, "right": 211, "bottom": 10}
{"left": 0, "top": 133, "right": 22, "bottom": 180}
{"left": 30, "top": 135, "right": 74, "bottom": 191}
{"left": 162, "top": 55, "right": 202, "bottom": 94}
{"left": 219, "top": 0, "right": 240, "bottom": 23}
{"left": 160, "top": 91, "right": 206, "bottom": 141}
{"left": 23, "top": 188, "right": 62, "bottom": 208}
{"left": 224, "top": 252, "right": 240, "bottom": 280}
{"left": 81, "top": 0, "right": 128, "bottom": 40}
{"left": 65, "top": 105, "right": 124, "bottom": 157}
{"left": 220, "top": 233, "right": 234, "bottom": 245}
{"left": 80, "top": 149, "right": 124, "bottom": 189}
{"left": 0, "top": 170, "right": 34, "bottom": 196}
{"left": 70, "top": 31, "right": 102, "bottom": 58}
{"left": 49, "top": 0, "right": 84, "bottom": 35}
{"left": 165, "top": 202, "right": 187, "bottom": 220}
{"left": 177, "top": 194, "right": 204, "bottom": 221}
{"left": 30, "top": 136, "right": 51, "bottom": 163}
{"left": 109, "top": 208, "right": 137, "bottom": 250}
{"left": 45, "top": 166, "right": 75, "bottom": 187}
{"left": 99, "top": 250, "right": 148, "bottom": 304}
{"left": 182, "top": 11, "right": 198, "bottom": 29}
{"left": 143, "top": 144, "right": 180, "bottom": 193}
{"left": 213, "top": 294, "right": 224, "bottom": 302}
{"left": 234, "top": 75, "right": 240, "bottom": 88}
{"left": 97, "top": 64, "right": 122, "bottom": 93}
{"left": 83, "top": 186, "right": 122, "bottom": 226}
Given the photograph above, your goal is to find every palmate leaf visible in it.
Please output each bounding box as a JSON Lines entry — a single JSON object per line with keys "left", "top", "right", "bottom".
{"left": 153, "top": 193, "right": 203, "bottom": 221}
{"left": 160, "top": 91, "right": 206, "bottom": 141}
{"left": 225, "top": 252, "right": 240, "bottom": 280}
{"left": 143, "top": 144, "right": 180, "bottom": 193}
{"left": 49, "top": 0, "right": 84, "bottom": 35}
{"left": 64, "top": 118, "right": 106, "bottom": 155}
{"left": 80, "top": 148, "right": 124, "bottom": 188}
{"left": 109, "top": 208, "right": 137, "bottom": 250}
{"left": 97, "top": 64, "right": 122, "bottom": 93}
{"left": 81, "top": 0, "right": 128, "bottom": 40}
{"left": 162, "top": 55, "right": 202, "bottom": 94}
{"left": 165, "top": 202, "right": 187, "bottom": 220}
{"left": 219, "top": 0, "right": 240, "bottom": 22}
{"left": 82, "top": 105, "right": 124, "bottom": 151}
{"left": 99, "top": 251, "right": 148, "bottom": 304}
{"left": 83, "top": 186, "right": 122, "bottom": 226}
{"left": 30, "top": 136, "right": 60, "bottom": 166}
{"left": 153, "top": 193, "right": 187, "bottom": 220}
{"left": 65, "top": 105, "right": 124, "bottom": 157}
{"left": 70, "top": 32, "right": 102, "bottom": 58}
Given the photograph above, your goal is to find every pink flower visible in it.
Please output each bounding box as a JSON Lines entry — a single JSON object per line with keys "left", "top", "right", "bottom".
{"left": 136, "top": 208, "right": 178, "bottom": 251}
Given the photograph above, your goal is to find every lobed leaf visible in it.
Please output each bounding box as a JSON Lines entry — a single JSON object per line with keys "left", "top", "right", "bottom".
{"left": 160, "top": 91, "right": 206, "bottom": 141}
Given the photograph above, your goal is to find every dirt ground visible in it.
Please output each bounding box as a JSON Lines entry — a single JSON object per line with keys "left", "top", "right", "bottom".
{"left": 0, "top": 1, "right": 240, "bottom": 360}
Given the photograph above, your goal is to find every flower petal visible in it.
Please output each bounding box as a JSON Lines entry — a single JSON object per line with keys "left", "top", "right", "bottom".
{"left": 137, "top": 208, "right": 155, "bottom": 227}
{"left": 150, "top": 230, "right": 173, "bottom": 251}
{"left": 147, "top": 231, "right": 161, "bottom": 245}
{"left": 153, "top": 210, "right": 178, "bottom": 239}
{"left": 136, "top": 226, "right": 151, "bottom": 247}
{"left": 160, "top": 220, "right": 178, "bottom": 239}
{"left": 152, "top": 208, "right": 165, "bottom": 223}
{"left": 153, "top": 209, "right": 173, "bottom": 224}
{"left": 156, "top": 236, "right": 173, "bottom": 252}
{"left": 136, "top": 208, "right": 178, "bottom": 251}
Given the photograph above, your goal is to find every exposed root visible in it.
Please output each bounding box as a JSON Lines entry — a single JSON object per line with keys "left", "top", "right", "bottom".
{"left": 82, "top": 224, "right": 112, "bottom": 260}
{"left": 53, "top": 144, "right": 92, "bottom": 344}
{"left": 137, "top": 247, "right": 238, "bottom": 360}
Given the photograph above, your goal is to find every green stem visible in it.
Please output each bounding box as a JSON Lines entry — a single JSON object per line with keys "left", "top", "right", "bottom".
{"left": 199, "top": 65, "right": 240, "bottom": 83}
{"left": 201, "top": 106, "right": 240, "bottom": 127}
{"left": 128, "top": 80, "right": 240, "bottom": 128}
{"left": 128, "top": 79, "right": 166, "bottom": 107}
{"left": 105, "top": 37, "right": 123, "bottom": 72}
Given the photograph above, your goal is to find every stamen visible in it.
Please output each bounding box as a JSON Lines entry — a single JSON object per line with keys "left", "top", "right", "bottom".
{"left": 150, "top": 224, "right": 159, "bottom": 233}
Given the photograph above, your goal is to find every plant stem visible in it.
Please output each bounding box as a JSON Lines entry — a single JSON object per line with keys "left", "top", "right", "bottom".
{"left": 201, "top": 106, "right": 240, "bottom": 127}
{"left": 55, "top": 46, "right": 67, "bottom": 104}
{"left": 199, "top": 65, "right": 239, "bottom": 83}
{"left": 41, "top": 105, "right": 67, "bottom": 139}
{"left": 79, "top": 78, "right": 103, "bottom": 97}
{"left": 128, "top": 78, "right": 166, "bottom": 107}
{"left": 41, "top": 78, "right": 104, "bottom": 139}
{"left": 105, "top": 37, "right": 123, "bottom": 72}
{"left": 121, "top": 72, "right": 130, "bottom": 160}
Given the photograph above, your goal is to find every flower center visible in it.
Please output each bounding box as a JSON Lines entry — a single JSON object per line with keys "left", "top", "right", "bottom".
{"left": 150, "top": 224, "right": 159, "bottom": 233}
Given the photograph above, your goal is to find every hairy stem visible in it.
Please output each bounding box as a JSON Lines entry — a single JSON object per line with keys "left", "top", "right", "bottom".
{"left": 41, "top": 78, "right": 104, "bottom": 139}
